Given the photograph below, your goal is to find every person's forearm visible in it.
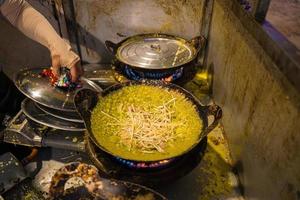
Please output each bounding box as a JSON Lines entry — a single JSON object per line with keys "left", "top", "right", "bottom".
{"left": 0, "top": 0, "right": 79, "bottom": 68}
{"left": 1, "top": 0, "right": 59, "bottom": 51}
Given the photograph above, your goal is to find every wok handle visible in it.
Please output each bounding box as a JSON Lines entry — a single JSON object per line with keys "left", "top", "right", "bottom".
{"left": 189, "top": 35, "right": 206, "bottom": 53}
{"left": 105, "top": 40, "right": 119, "bottom": 54}
{"left": 21, "top": 148, "right": 39, "bottom": 166}
{"left": 201, "top": 104, "right": 222, "bottom": 139}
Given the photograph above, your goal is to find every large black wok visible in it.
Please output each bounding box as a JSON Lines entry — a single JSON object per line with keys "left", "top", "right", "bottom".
{"left": 74, "top": 80, "right": 222, "bottom": 163}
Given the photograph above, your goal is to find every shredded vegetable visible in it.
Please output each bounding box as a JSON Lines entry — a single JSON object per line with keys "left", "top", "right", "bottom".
{"left": 91, "top": 85, "right": 202, "bottom": 161}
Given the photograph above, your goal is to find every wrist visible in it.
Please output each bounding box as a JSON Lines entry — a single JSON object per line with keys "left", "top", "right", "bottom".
{"left": 50, "top": 42, "right": 80, "bottom": 69}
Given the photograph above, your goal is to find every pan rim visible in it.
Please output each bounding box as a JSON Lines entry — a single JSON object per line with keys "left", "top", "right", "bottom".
{"left": 86, "top": 80, "right": 210, "bottom": 162}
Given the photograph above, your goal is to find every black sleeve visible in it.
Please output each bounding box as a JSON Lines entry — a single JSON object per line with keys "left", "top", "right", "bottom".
{"left": 0, "top": 70, "right": 24, "bottom": 118}
{"left": 0, "top": 0, "right": 5, "bottom": 7}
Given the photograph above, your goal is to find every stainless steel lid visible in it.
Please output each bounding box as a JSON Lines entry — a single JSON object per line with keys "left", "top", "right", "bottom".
{"left": 21, "top": 98, "right": 85, "bottom": 131}
{"left": 15, "top": 68, "right": 102, "bottom": 111}
{"left": 116, "top": 35, "right": 198, "bottom": 69}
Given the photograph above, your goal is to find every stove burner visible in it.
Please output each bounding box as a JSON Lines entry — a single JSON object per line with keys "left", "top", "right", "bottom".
{"left": 122, "top": 66, "right": 184, "bottom": 82}
{"left": 85, "top": 134, "right": 207, "bottom": 185}
{"left": 114, "top": 157, "right": 173, "bottom": 169}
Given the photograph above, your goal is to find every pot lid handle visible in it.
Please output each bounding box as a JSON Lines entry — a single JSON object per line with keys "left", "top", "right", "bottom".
{"left": 189, "top": 35, "right": 206, "bottom": 53}
{"left": 105, "top": 40, "right": 119, "bottom": 54}
{"left": 200, "top": 104, "right": 222, "bottom": 140}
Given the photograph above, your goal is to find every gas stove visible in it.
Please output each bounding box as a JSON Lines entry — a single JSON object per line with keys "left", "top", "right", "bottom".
{"left": 2, "top": 64, "right": 208, "bottom": 187}
{"left": 85, "top": 134, "right": 207, "bottom": 186}
{"left": 120, "top": 66, "right": 184, "bottom": 82}
{"left": 83, "top": 63, "right": 198, "bottom": 86}
{"left": 0, "top": 63, "right": 243, "bottom": 200}
{"left": 114, "top": 157, "right": 174, "bottom": 169}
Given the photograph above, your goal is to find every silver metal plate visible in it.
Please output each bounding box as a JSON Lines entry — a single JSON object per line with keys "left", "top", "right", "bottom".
{"left": 117, "top": 37, "right": 196, "bottom": 69}
{"left": 35, "top": 103, "right": 83, "bottom": 123}
{"left": 15, "top": 68, "right": 102, "bottom": 111}
{"left": 21, "top": 98, "right": 85, "bottom": 131}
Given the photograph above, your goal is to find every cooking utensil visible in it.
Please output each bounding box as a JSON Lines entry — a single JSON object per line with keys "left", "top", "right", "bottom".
{"left": 105, "top": 33, "right": 205, "bottom": 70}
{"left": 75, "top": 80, "right": 222, "bottom": 162}
{"left": 14, "top": 68, "right": 102, "bottom": 111}
{"left": 3, "top": 110, "right": 85, "bottom": 151}
{"left": 49, "top": 162, "right": 167, "bottom": 199}
{"left": 105, "top": 33, "right": 206, "bottom": 81}
{"left": 21, "top": 98, "right": 85, "bottom": 131}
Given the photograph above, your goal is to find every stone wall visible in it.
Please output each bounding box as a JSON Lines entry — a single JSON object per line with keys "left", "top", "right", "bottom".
{"left": 206, "top": 0, "right": 300, "bottom": 199}
{"left": 73, "top": 0, "right": 204, "bottom": 63}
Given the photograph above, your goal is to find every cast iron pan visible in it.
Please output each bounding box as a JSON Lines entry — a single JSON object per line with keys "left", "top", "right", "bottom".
{"left": 74, "top": 80, "right": 222, "bottom": 163}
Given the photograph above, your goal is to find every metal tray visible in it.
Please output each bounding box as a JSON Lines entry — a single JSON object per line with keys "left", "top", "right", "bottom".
{"left": 35, "top": 103, "right": 83, "bottom": 123}
{"left": 21, "top": 98, "right": 85, "bottom": 131}
{"left": 15, "top": 68, "right": 102, "bottom": 111}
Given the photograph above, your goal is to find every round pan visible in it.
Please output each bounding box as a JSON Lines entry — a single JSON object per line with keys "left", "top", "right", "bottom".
{"left": 105, "top": 34, "right": 206, "bottom": 82}
{"left": 35, "top": 102, "right": 83, "bottom": 123}
{"left": 75, "top": 80, "right": 222, "bottom": 162}
{"left": 105, "top": 33, "right": 206, "bottom": 70}
{"left": 22, "top": 98, "right": 85, "bottom": 131}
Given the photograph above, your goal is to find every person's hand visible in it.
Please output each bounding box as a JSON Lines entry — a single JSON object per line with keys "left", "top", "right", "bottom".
{"left": 51, "top": 54, "right": 83, "bottom": 82}
{"left": 1, "top": 0, "right": 83, "bottom": 82}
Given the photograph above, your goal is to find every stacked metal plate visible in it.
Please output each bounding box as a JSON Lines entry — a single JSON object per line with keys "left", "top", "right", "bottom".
{"left": 15, "top": 68, "right": 102, "bottom": 131}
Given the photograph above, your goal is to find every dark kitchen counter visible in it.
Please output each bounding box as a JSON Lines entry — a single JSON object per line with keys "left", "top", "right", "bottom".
{"left": 2, "top": 125, "right": 243, "bottom": 200}
{"left": 2, "top": 69, "right": 244, "bottom": 200}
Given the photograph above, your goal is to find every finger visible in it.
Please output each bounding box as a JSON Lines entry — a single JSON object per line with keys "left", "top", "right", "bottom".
{"left": 70, "top": 62, "right": 82, "bottom": 82}
{"left": 78, "top": 64, "right": 84, "bottom": 76}
{"left": 73, "top": 62, "right": 83, "bottom": 77}
{"left": 70, "top": 66, "right": 79, "bottom": 82}
{"left": 51, "top": 55, "right": 61, "bottom": 77}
